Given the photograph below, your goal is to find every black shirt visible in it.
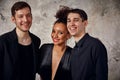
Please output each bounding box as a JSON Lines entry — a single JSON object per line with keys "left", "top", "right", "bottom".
{"left": 15, "top": 43, "right": 34, "bottom": 80}
{"left": 71, "top": 33, "right": 108, "bottom": 80}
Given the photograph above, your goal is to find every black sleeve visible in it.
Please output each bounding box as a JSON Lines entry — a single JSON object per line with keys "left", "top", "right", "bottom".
{"left": 0, "top": 38, "right": 4, "bottom": 80}
{"left": 92, "top": 41, "right": 108, "bottom": 80}
{"left": 37, "top": 44, "right": 46, "bottom": 74}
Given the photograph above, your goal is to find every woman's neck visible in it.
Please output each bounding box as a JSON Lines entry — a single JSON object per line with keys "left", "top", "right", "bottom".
{"left": 54, "top": 44, "right": 66, "bottom": 52}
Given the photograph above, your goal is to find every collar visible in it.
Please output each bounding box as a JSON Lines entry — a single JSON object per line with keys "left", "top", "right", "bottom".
{"left": 75, "top": 33, "right": 89, "bottom": 48}
{"left": 9, "top": 28, "right": 18, "bottom": 41}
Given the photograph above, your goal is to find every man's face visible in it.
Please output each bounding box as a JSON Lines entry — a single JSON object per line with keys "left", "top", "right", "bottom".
{"left": 67, "top": 13, "right": 87, "bottom": 38}
{"left": 11, "top": 7, "right": 32, "bottom": 32}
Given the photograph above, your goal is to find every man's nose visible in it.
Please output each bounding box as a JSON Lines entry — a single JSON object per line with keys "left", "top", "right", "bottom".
{"left": 70, "top": 21, "right": 75, "bottom": 26}
{"left": 23, "top": 16, "right": 28, "bottom": 22}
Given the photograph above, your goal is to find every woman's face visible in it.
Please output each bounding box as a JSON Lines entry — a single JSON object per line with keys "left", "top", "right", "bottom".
{"left": 51, "top": 23, "right": 70, "bottom": 46}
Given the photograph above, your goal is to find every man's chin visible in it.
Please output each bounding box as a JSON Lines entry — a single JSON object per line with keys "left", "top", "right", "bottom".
{"left": 21, "top": 29, "right": 29, "bottom": 32}
{"left": 70, "top": 33, "right": 76, "bottom": 36}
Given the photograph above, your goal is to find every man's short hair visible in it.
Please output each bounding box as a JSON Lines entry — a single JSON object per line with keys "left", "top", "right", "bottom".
{"left": 68, "top": 9, "right": 88, "bottom": 21}
{"left": 11, "top": 1, "right": 31, "bottom": 16}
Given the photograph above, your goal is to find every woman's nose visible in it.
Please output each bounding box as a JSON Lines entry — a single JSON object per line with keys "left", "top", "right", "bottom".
{"left": 53, "top": 33, "right": 58, "bottom": 38}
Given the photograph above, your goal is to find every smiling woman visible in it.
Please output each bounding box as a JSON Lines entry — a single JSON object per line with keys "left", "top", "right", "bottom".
{"left": 38, "top": 6, "right": 72, "bottom": 80}
{"left": 51, "top": 23, "right": 69, "bottom": 45}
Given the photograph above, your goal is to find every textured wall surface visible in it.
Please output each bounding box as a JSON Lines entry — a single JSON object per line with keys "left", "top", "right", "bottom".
{"left": 0, "top": 0, "right": 120, "bottom": 80}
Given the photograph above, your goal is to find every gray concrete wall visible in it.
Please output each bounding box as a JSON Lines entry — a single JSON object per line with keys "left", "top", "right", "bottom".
{"left": 0, "top": 0, "right": 120, "bottom": 80}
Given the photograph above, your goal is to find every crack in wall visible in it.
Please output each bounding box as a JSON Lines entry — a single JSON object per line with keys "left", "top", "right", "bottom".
{"left": 0, "top": 13, "right": 5, "bottom": 21}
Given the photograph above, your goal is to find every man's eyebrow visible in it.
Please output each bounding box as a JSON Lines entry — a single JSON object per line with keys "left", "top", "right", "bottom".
{"left": 67, "top": 17, "right": 79, "bottom": 19}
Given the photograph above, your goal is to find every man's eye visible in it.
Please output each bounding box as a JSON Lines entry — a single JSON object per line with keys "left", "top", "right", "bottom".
{"left": 67, "top": 19, "right": 70, "bottom": 22}
{"left": 27, "top": 14, "right": 32, "bottom": 17}
{"left": 18, "top": 15, "right": 23, "bottom": 18}
{"left": 74, "top": 19, "right": 79, "bottom": 22}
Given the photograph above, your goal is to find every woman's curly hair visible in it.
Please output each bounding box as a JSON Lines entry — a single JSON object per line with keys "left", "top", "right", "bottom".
{"left": 54, "top": 5, "right": 71, "bottom": 25}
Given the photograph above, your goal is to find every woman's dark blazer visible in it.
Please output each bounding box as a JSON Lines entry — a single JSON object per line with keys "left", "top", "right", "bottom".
{"left": 0, "top": 28, "right": 41, "bottom": 80}
{"left": 38, "top": 44, "right": 72, "bottom": 80}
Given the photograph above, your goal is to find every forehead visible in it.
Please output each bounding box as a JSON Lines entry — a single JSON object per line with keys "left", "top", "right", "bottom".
{"left": 53, "top": 23, "right": 67, "bottom": 31}
{"left": 15, "top": 7, "right": 31, "bottom": 15}
{"left": 67, "top": 13, "right": 81, "bottom": 19}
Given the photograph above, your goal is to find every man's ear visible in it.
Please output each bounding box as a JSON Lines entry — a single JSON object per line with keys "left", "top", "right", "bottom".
{"left": 84, "top": 20, "right": 88, "bottom": 27}
{"left": 11, "top": 16, "right": 15, "bottom": 23}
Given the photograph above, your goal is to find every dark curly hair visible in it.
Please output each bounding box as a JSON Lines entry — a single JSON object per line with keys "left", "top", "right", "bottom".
{"left": 54, "top": 5, "right": 71, "bottom": 25}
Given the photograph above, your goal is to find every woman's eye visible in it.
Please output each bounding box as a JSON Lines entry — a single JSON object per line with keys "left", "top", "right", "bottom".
{"left": 52, "top": 30, "right": 55, "bottom": 33}
{"left": 59, "top": 32, "right": 63, "bottom": 34}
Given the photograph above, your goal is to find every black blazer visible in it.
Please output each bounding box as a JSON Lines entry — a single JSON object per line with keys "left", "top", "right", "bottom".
{"left": 0, "top": 28, "right": 41, "bottom": 80}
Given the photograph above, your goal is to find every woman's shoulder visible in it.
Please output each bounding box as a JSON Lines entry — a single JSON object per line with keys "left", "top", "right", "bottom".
{"left": 41, "top": 43, "right": 53, "bottom": 47}
{"left": 40, "top": 43, "right": 53, "bottom": 50}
